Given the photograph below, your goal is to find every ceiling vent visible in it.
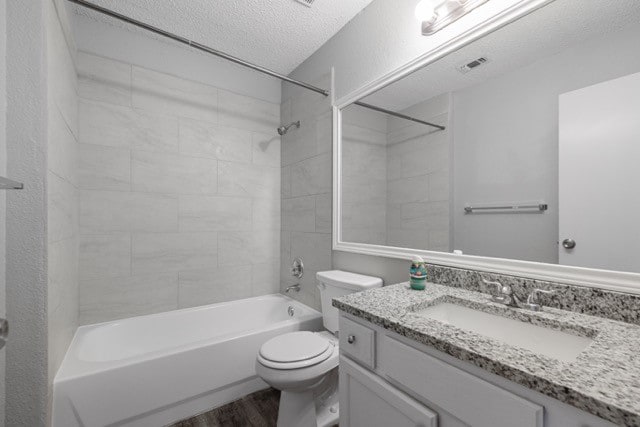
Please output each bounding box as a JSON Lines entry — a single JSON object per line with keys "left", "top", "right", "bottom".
{"left": 295, "top": 0, "right": 314, "bottom": 7}
{"left": 458, "top": 56, "right": 489, "bottom": 74}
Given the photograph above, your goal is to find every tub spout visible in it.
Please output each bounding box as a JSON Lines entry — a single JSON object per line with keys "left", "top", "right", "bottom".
{"left": 285, "top": 284, "right": 301, "bottom": 293}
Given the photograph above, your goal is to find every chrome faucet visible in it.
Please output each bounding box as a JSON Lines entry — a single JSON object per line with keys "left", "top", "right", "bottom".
{"left": 483, "top": 279, "right": 520, "bottom": 307}
{"left": 523, "top": 288, "right": 555, "bottom": 311}
{"left": 285, "top": 284, "right": 301, "bottom": 293}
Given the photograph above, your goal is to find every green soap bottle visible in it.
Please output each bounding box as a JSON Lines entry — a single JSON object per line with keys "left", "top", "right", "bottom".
{"left": 409, "top": 256, "right": 427, "bottom": 290}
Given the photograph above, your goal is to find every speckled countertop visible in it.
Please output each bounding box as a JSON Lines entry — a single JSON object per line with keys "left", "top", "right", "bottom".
{"left": 333, "top": 282, "right": 640, "bottom": 426}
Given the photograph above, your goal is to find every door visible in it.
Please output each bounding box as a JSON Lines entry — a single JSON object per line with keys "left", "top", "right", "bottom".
{"left": 339, "top": 356, "right": 438, "bottom": 427}
{"left": 559, "top": 71, "right": 640, "bottom": 272}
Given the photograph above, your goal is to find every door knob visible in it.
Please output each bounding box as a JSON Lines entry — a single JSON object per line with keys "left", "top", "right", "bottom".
{"left": 562, "top": 238, "right": 576, "bottom": 249}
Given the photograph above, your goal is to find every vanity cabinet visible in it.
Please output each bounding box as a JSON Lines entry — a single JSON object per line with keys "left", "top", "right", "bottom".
{"left": 338, "top": 313, "right": 617, "bottom": 427}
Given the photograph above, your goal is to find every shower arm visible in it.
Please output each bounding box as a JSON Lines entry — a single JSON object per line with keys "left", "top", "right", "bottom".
{"left": 68, "top": 0, "right": 445, "bottom": 131}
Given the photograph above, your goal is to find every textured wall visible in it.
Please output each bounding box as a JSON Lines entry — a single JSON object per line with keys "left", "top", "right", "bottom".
{"left": 280, "top": 75, "right": 332, "bottom": 310}
{"left": 6, "top": 0, "right": 49, "bottom": 424}
{"left": 77, "top": 52, "right": 281, "bottom": 324}
{"left": 46, "top": 0, "right": 79, "bottom": 392}
{"left": 0, "top": 0, "right": 6, "bottom": 423}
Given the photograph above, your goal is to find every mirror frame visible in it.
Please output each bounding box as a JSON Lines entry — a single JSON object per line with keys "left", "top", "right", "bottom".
{"left": 332, "top": 0, "right": 640, "bottom": 295}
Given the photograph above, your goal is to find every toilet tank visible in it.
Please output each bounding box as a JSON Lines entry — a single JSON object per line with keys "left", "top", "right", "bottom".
{"left": 316, "top": 270, "right": 383, "bottom": 334}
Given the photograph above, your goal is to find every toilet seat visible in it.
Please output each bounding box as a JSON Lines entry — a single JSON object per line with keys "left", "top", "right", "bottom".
{"left": 258, "top": 332, "right": 334, "bottom": 370}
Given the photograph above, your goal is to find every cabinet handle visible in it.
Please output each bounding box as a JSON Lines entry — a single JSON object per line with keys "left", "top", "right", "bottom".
{"left": 347, "top": 335, "right": 356, "bottom": 344}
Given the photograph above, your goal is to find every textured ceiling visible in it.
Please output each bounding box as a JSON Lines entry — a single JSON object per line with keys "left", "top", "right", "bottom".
{"left": 72, "top": 0, "right": 374, "bottom": 74}
{"left": 362, "top": 0, "right": 640, "bottom": 111}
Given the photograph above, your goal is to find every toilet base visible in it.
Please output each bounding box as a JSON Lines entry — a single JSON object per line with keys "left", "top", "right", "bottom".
{"left": 277, "top": 390, "right": 316, "bottom": 427}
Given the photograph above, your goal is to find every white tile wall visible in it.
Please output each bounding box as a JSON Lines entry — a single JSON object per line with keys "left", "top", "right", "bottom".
{"left": 77, "top": 53, "right": 281, "bottom": 323}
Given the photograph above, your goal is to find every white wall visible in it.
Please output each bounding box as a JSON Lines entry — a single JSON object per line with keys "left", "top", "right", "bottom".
{"left": 0, "top": 0, "right": 6, "bottom": 423}
{"left": 77, "top": 52, "right": 281, "bottom": 324}
{"left": 5, "top": 0, "right": 49, "bottom": 424}
{"left": 452, "top": 23, "right": 640, "bottom": 263}
{"left": 73, "top": 14, "right": 281, "bottom": 104}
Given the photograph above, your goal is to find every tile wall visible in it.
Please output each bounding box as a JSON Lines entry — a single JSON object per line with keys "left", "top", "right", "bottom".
{"left": 77, "top": 53, "right": 281, "bottom": 324}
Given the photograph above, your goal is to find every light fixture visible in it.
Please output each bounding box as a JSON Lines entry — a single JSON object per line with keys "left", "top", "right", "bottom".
{"left": 415, "top": 0, "right": 490, "bottom": 36}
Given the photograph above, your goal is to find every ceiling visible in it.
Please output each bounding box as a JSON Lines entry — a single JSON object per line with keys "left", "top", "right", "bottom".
{"left": 362, "top": 0, "right": 640, "bottom": 111}
{"left": 72, "top": 0, "right": 374, "bottom": 75}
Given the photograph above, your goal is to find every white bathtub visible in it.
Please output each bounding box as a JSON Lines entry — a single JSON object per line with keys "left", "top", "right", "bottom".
{"left": 53, "top": 294, "right": 322, "bottom": 427}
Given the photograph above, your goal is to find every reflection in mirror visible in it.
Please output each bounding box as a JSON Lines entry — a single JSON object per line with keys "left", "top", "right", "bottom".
{"left": 340, "top": 0, "right": 640, "bottom": 274}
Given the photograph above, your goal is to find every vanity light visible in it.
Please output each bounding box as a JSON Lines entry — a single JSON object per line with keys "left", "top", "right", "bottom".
{"left": 416, "top": 0, "right": 489, "bottom": 35}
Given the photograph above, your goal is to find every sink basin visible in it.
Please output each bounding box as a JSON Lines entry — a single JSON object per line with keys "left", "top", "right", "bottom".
{"left": 415, "top": 303, "right": 593, "bottom": 362}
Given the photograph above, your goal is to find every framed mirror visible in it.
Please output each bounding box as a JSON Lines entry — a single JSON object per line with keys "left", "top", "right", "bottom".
{"left": 333, "top": 0, "right": 640, "bottom": 293}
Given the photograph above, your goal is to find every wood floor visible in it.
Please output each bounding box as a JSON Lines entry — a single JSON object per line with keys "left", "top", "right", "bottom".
{"left": 168, "top": 388, "right": 281, "bottom": 427}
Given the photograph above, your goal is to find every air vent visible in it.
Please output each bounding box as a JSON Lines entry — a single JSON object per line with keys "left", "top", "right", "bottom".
{"left": 458, "top": 56, "right": 489, "bottom": 74}
{"left": 295, "top": 0, "right": 314, "bottom": 7}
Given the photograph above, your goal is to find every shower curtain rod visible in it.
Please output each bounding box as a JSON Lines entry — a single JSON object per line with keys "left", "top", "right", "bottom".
{"left": 69, "top": 0, "right": 445, "bottom": 131}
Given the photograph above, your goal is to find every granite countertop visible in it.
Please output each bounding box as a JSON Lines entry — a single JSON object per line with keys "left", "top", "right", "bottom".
{"left": 333, "top": 282, "right": 640, "bottom": 426}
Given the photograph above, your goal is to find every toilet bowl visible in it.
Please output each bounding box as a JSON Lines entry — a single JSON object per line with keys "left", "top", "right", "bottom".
{"left": 256, "top": 270, "right": 383, "bottom": 427}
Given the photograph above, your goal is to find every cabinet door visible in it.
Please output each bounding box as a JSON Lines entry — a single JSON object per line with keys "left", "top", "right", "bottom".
{"left": 340, "top": 356, "right": 437, "bottom": 427}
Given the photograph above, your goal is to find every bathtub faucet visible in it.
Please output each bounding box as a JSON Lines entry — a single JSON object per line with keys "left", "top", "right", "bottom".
{"left": 285, "top": 284, "right": 301, "bottom": 293}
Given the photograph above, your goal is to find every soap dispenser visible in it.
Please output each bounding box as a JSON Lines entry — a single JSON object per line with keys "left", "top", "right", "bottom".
{"left": 409, "top": 256, "right": 427, "bottom": 290}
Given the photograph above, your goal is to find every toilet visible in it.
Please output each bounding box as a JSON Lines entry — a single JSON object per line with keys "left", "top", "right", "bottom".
{"left": 256, "top": 270, "right": 383, "bottom": 427}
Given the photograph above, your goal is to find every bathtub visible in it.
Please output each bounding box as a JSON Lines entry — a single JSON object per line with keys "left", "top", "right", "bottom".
{"left": 52, "top": 294, "right": 322, "bottom": 427}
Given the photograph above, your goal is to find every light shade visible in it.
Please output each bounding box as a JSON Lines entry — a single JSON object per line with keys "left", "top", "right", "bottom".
{"left": 417, "top": 0, "right": 490, "bottom": 36}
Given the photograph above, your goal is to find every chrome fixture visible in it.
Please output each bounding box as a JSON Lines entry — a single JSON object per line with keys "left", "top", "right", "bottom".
{"left": 464, "top": 203, "right": 548, "bottom": 214}
{"left": 0, "top": 318, "right": 8, "bottom": 350}
{"left": 0, "top": 176, "right": 24, "bottom": 190}
{"left": 562, "top": 238, "right": 576, "bottom": 249}
{"left": 277, "top": 121, "right": 300, "bottom": 136}
{"left": 347, "top": 335, "right": 356, "bottom": 344}
{"left": 291, "top": 257, "right": 304, "bottom": 279}
{"left": 416, "top": 0, "right": 490, "bottom": 36}
{"left": 287, "top": 306, "right": 295, "bottom": 316}
{"left": 353, "top": 101, "right": 445, "bottom": 131}
{"left": 524, "top": 289, "right": 556, "bottom": 312}
{"left": 285, "top": 284, "right": 301, "bottom": 293}
{"left": 483, "top": 279, "right": 520, "bottom": 308}
{"left": 67, "top": 0, "right": 329, "bottom": 96}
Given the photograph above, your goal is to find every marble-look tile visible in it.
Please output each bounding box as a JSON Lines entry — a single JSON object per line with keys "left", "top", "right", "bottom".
{"left": 179, "top": 118, "right": 252, "bottom": 162}
{"left": 252, "top": 261, "right": 280, "bottom": 296}
{"left": 132, "top": 232, "right": 218, "bottom": 275}
{"left": 387, "top": 175, "right": 429, "bottom": 205}
{"left": 290, "top": 153, "right": 331, "bottom": 197}
{"left": 282, "top": 120, "right": 317, "bottom": 166}
{"left": 342, "top": 123, "right": 387, "bottom": 145}
{"left": 281, "top": 166, "right": 291, "bottom": 198}
{"left": 252, "top": 197, "right": 280, "bottom": 231}
{"left": 282, "top": 196, "right": 315, "bottom": 232}
{"left": 80, "top": 190, "right": 178, "bottom": 233}
{"left": 316, "top": 193, "right": 333, "bottom": 233}
{"left": 79, "top": 234, "right": 131, "bottom": 279}
{"left": 178, "top": 266, "right": 252, "bottom": 309}
{"left": 428, "top": 170, "right": 450, "bottom": 202}
{"left": 252, "top": 132, "right": 281, "bottom": 167}
{"left": 79, "top": 272, "right": 178, "bottom": 325}
{"left": 316, "top": 112, "right": 333, "bottom": 155}
{"left": 78, "top": 52, "right": 132, "bottom": 107}
{"left": 48, "top": 171, "right": 78, "bottom": 244}
{"left": 218, "top": 161, "right": 279, "bottom": 199}
{"left": 78, "top": 144, "right": 130, "bottom": 191}
{"left": 48, "top": 237, "right": 79, "bottom": 316}
{"left": 132, "top": 66, "right": 218, "bottom": 123}
{"left": 218, "top": 230, "right": 278, "bottom": 266}
{"left": 79, "top": 100, "right": 178, "bottom": 152}
{"left": 280, "top": 231, "right": 291, "bottom": 266}
{"left": 132, "top": 151, "right": 218, "bottom": 195}
{"left": 290, "top": 232, "right": 332, "bottom": 273}
{"left": 218, "top": 89, "right": 279, "bottom": 134}
{"left": 342, "top": 105, "right": 387, "bottom": 133}
{"left": 49, "top": 106, "right": 78, "bottom": 186}
{"left": 178, "top": 195, "right": 251, "bottom": 232}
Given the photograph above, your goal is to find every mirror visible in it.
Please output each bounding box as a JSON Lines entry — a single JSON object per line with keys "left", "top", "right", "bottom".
{"left": 338, "top": 0, "right": 640, "bottom": 278}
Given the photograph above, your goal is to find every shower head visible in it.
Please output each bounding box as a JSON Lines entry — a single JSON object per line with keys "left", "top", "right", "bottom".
{"left": 277, "top": 121, "right": 300, "bottom": 136}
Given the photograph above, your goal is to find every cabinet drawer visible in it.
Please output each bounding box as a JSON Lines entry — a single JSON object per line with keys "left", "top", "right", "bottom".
{"left": 380, "top": 336, "right": 543, "bottom": 427}
{"left": 340, "top": 316, "right": 376, "bottom": 369}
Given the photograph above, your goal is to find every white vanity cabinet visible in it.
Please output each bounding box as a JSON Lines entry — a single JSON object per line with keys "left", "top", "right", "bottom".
{"left": 338, "top": 313, "right": 618, "bottom": 427}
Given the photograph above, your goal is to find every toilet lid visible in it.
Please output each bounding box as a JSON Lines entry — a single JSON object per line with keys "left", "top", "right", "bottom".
{"left": 259, "top": 331, "right": 330, "bottom": 364}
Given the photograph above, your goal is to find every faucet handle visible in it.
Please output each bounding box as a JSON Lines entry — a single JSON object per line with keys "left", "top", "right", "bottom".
{"left": 525, "top": 289, "right": 555, "bottom": 311}
{"left": 482, "top": 279, "right": 503, "bottom": 296}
